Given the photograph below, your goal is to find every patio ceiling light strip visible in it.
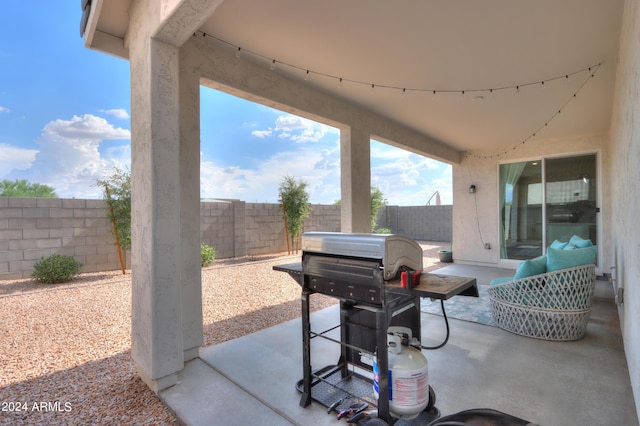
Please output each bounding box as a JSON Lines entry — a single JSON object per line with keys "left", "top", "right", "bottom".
{"left": 195, "top": 31, "right": 599, "bottom": 98}
{"left": 464, "top": 63, "right": 601, "bottom": 160}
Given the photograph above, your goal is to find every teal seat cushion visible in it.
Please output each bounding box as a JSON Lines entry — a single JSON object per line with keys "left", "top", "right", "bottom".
{"left": 547, "top": 246, "right": 597, "bottom": 272}
{"left": 490, "top": 276, "right": 515, "bottom": 286}
{"left": 513, "top": 255, "right": 547, "bottom": 280}
{"left": 549, "top": 239, "right": 568, "bottom": 250}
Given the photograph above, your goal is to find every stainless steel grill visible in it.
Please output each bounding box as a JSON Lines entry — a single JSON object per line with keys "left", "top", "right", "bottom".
{"left": 301, "top": 232, "right": 423, "bottom": 305}
{"left": 274, "top": 232, "right": 477, "bottom": 423}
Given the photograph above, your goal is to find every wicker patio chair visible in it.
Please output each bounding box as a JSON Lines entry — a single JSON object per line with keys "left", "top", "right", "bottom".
{"left": 487, "top": 263, "right": 596, "bottom": 341}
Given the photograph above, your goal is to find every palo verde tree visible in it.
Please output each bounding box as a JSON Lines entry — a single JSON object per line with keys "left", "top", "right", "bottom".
{"left": 96, "top": 168, "right": 132, "bottom": 265}
{"left": 278, "top": 175, "right": 311, "bottom": 253}
{"left": 0, "top": 179, "right": 57, "bottom": 198}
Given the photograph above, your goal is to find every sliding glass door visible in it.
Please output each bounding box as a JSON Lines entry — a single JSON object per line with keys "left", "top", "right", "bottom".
{"left": 499, "top": 161, "right": 543, "bottom": 259}
{"left": 545, "top": 154, "right": 597, "bottom": 246}
{"left": 499, "top": 153, "right": 597, "bottom": 261}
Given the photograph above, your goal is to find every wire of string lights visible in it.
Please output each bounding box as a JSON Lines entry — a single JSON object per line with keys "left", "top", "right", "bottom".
{"left": 196, "top": 31, "right": 599, "bottom": 98}
{"left": 464, "top": 63, "right": 600, "bottom": 160}
{"left": 195, "top": 31, "right": 600, "bottom": 159}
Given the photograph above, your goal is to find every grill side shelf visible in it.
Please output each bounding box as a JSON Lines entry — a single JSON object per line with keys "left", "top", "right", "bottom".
{"left": 272, "top": 262, "right": 303, "bottom": 286}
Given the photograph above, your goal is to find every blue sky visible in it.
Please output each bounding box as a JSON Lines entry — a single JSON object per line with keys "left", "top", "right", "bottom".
{"left": 0, "top": 2, "right": 451, "bottom": 205}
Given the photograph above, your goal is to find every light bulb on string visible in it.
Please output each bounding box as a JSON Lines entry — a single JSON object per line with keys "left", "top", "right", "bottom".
{"left": 199, "top": 34, "right": 600, "bottom": 101}
{"left": 431, "top": 90, "right": 437, "bottom": 101}
{"left": 338, "top": 78, "right": 343, "bottom": 88}
{"left": 304, "top": 70, "right": 310, "bottom": 81}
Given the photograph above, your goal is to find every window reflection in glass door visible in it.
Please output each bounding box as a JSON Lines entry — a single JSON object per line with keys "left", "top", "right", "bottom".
{"left": 545, "top": 154, "right": 597, "bottom": 246}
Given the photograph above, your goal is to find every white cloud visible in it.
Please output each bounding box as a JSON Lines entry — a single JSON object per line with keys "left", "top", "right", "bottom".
{"left": 0, "top": 143, "right": 38, "bottom": 177}
{"left": 0, "top": 106, "right": 10, "bottom": 113}
{"left": 371, "top": 148, "right": 452, "bottom": 205}
{"left": 44, "top": 114, "right": 130, "bottom": 140}
{"left": 252, "top": 115, "right": 331, "bottom": 143}
{"left": 101, "top": 108, "right": 130, "bottom": 119}
{"left": 200, "top": 144, "right": 341, "bottom": 204}
{"left": 7, "top": 114, "right": 131, "bottom": 198}
{"left": 251, "top": 129, "right": 272, "bottom": 138}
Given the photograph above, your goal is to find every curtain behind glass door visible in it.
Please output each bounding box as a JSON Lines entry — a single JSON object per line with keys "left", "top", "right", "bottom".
{"left": 499, "top": 161, "right": 543, "bottom": 260}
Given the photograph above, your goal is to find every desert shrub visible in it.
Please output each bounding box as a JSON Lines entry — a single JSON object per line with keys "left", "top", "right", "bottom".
{"left": 32, "top": 254, "right": 82, "bottom": 284}
{"left": 374, "top": 227, "right": 393, "bottom": 234}
{"left": 201, "top": 244, "right": 217, "bottom": 267}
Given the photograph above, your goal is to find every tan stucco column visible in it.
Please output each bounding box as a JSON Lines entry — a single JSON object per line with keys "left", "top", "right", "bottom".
{"left": 340, "top": 125, "right": 371, "bottom": 233}
{"left": 129, "top": 35, "right": 185, "bottom": 392}
{"left": 179, "top": 48, "right": 204, "bottom": 362}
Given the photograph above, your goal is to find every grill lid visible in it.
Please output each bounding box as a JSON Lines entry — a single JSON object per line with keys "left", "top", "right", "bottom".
{"left": 301, "top": 232, "right": 423, "bottom": 280}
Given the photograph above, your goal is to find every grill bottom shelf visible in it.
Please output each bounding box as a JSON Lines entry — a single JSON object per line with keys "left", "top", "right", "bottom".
{"left": 296, "top": 364, "right": 440, "bottom": 425}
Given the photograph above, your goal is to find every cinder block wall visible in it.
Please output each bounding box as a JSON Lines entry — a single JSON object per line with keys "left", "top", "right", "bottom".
{"left": 376, "top": 205, "right": 452, "bottom": 242}
{"left": 1, "top": 199, "right": 450, "bottom": 280}
{"left": 0, "top": 197, "right": 125, "bottom": 280}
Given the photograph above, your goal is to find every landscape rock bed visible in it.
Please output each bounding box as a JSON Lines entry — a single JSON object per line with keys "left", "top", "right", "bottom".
{"left": 0, "top": 242, "right": 447, "bottom": 425}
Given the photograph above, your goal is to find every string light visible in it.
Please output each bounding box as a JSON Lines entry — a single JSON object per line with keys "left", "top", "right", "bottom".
{"left": 464, "top": 63, "right": 601, "bottom": 160}
{"left": 193, "top": 32, "right": 601, "bottom": 161}
{"left": 195, "top": 31, "right": 600, "bottom": 98}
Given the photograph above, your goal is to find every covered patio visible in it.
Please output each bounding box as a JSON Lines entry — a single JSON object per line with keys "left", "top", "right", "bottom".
{"left": 80, "top": 0, "right": 640, "bottom": 424}
{"left": 160, "top": 264, "right": 636, "bottom": 425}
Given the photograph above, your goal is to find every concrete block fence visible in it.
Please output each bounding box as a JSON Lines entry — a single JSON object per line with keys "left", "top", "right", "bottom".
{"left": 376, "top": 205, "right": 453, "bottom": 242}
{"left": 1, "top": 198, "right": 450, "bottom": 280}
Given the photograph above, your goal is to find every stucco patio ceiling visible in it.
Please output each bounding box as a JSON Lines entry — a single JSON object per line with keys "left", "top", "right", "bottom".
{"left": 84, "top": 0, "right": 623, "bottom": 155}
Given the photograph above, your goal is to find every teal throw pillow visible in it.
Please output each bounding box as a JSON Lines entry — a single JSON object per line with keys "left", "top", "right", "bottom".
{"left": 549, "top": 240, "right": 568, "bottom": 250}
{"left": 514, "top": 255, "right": 547, "bottom": 279}
{"left": 547, "top": 246, "right": 597, "bottom": 272}
{"left": 567, "top": 235, "right": 593, "bottom": 249}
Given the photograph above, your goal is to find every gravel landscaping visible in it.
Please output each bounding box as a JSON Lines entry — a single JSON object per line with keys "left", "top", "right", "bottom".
{"left": 0, "top": 241, "right": 448, "bottom": 425}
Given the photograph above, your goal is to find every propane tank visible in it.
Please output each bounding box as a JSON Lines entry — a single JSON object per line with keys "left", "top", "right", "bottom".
{"left": 373, "top": 329, "right": 429, "bottom": 420}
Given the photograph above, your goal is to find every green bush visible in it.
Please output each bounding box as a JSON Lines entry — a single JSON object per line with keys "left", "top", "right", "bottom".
{"left": 201, "top": 244, "right": 217, "bottom": 267}
{"left": 32, "top": 254, "right": 82, "bottom": 284}
{"left": 374, "top": 227, "right": 393, "bottom": 234}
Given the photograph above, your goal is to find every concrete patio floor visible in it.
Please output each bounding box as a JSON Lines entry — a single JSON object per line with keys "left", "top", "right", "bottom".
{"left": 160, "top": 264, "right": 638, "bottom": 425}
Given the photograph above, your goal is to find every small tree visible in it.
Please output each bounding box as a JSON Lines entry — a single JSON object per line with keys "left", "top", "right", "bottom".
{"left": 370, "top": 186, "right": 387, "bottom": 231}
{"left": 0, "top": 179, "right": 57, "bottom": 197}
{"left": 279, "top": 176, "right": 311, "bottom": 253}
{"left": 96, "top": 168, "right": 131, "bottom": 272}
{"left": 333, "top": 186, "right": 388, "bottom": 232}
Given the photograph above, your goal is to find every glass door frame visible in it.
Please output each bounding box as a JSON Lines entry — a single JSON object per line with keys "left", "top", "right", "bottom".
{"left": 497, "top": 150, "right": 601, "bottom": 271}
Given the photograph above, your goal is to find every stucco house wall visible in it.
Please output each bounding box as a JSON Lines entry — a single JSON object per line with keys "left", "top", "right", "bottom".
{"left": 452, "top": 133, "right": 610, "bottom": 270}
{"left": 609, "top": 0, "right": 640, "bottom": 416}
{"left": 451, "top": 0, "right": 640, "bottom": 418}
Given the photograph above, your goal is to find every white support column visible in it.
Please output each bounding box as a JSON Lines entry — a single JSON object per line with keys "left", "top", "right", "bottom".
{"left": 340, "top": 126, "right": 371, "bottom": 233}
{"left": 130, "top": 35, "right": 184, "bottom": 393}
